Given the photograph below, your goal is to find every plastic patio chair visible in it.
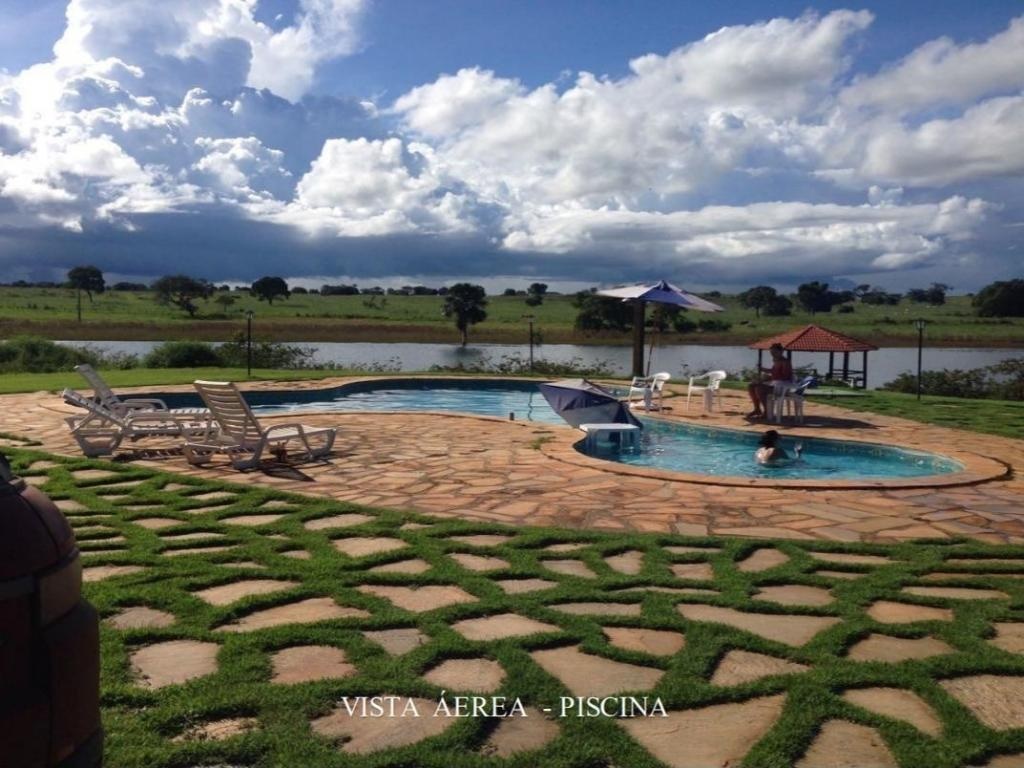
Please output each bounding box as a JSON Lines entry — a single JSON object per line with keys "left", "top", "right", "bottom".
{"left": 62, "top": 388, "right": 210, "bottom": 457}
{"left": 768, "top": 376, "right": 817, "bottom": 425}
{"left": 184, "top": 380, "right": 337, "bottom": 470}
{"left": 627, "top": 372, "right": 671, "bottom": 411}
{"left": 74, "top": 364, "right": 208, "bottom": 417}
{"left": 686, "top": 370, "right": 727, "bottom": 412}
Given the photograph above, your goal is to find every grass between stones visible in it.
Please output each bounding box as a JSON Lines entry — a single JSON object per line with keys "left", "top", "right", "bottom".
{"left": 9, "top": 446, "right": 1024, "bottom": 768}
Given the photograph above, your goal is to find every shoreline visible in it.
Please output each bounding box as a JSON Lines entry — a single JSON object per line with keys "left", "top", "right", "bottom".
{"left": 6, "top": 319, "right": 1022, "bottom": 349}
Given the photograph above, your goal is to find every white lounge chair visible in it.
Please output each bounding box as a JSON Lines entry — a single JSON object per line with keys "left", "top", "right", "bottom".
{"left": 686, "top": 370, "right": 727, "bottom": 411}
{"left": 627, "top": 372, "right": 671, "bottom": 411}
{"left": 74, "top": 364, "right": 207, "bottom": 417}
{"left": 184, "top": 380, "right": 336, "bottom": 470}
{"left": 62, "top": 388, "right": 211, "bottom": 457}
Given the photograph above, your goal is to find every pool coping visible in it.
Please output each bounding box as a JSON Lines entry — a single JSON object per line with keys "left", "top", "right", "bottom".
{"left": 69, "top": 374, "right": 1012, "bottom": 491}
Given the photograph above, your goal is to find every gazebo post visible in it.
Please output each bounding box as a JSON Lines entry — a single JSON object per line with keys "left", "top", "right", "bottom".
{"left": 862, "top": 350, "right": 868, "bottom": 389}
{"left": 842, "top": 351, "right": 850, "bottom": 381}
{"left": 631, "top": 300, "right": 645, "bottom": 379}
{"left": 828, "top": 351, "right": 835, "bottom": 381}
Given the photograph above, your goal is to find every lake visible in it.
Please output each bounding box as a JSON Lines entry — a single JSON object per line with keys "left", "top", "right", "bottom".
{"left": 60, "top": 340, "right": 1024, "bottom": 390}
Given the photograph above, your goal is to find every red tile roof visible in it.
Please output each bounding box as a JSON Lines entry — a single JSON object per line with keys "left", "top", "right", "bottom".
{"left": 750, "top": 324, "right": 878, "bottom": 352}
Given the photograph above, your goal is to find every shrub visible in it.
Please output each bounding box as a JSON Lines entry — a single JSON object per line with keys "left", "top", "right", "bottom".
{"left": 143, "top": 341, "right": 223, "bottom": 368}
{"left": 973, "top": 279, "right": 1024, "bottom": 317}
{"left": 881, "top": 358, "right": 1024, "bottom": 400}
{"left": 0, "top": 336, "right": 99, "bottom": 373}
{"left": 218, "top": 335, "right": 314, "bottom": 368}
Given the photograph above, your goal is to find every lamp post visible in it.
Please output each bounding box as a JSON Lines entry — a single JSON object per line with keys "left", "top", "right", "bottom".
{"left": 914, "top": 318, "right": 927, "bottom": 400}
{"left": 522, "top": 314, "right": 535, "bottom": 372}
{"left": 246, "top": 310, "right": 254, "bottom": 379}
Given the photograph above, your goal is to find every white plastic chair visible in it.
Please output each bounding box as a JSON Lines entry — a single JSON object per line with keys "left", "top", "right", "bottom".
{"left": 62, "top": 388, "right": 210, "bottom": 457}
{"left": 686, "top": 370, "right": 727, "bottom": 412}
{"left": 768, "top": 377, "right": 816, "bottom": 424}
{"left": 627, "top": 372, "right": 671, "bottom": 411}
{"left": 74, "top": 364, "right": 207, "bottom": 417}
{"left": 184, "top": 380, "right": 336, "bottom": 470}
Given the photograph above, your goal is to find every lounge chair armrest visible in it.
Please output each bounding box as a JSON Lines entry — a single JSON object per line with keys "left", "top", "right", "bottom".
{"left": 263, "top": 422, "right": 310, "bottom": 436}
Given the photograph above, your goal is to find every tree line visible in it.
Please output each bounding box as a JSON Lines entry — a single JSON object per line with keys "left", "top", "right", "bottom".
{"left": 31, "top": 266, "right": 1024, "bottom": 342}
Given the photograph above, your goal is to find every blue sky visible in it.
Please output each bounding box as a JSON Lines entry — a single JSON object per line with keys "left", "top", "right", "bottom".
{"left": 1, "top": 1, "right": 1022, "bottom": 291}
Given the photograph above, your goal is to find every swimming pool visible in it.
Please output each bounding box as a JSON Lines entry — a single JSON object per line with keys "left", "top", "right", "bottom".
{"left": 150, "top": 378, "right": 962, "bottom": 481}
{"left": 153, "top": 378, "right": 567, "bottom": 424}
{"left": 597, "top": 419, "right": 963, "bottom": 480}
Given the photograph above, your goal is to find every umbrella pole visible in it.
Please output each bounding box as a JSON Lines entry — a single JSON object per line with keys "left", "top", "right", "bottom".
{"left": 646, "top": 306, "right": 661, "bottom": 377}
{"left": 632, "top": 301, "right": 645, "bottom": 378}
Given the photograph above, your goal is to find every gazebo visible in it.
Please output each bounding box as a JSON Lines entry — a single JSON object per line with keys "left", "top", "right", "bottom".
{"left": 750, "top": 324, "right": 878, "bottom": 389}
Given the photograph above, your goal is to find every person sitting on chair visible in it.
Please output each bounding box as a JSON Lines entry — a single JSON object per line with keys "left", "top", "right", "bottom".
{"left": 747, "top": 343, "right": 793, "bottom": 419}
{"left": 755, "top": 430, "right": 788, "bottom": 464}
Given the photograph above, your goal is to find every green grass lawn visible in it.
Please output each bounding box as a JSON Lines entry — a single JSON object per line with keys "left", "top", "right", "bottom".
{"left": 3, "top": 286, "right": 1022, "bottom": 345}
{"left": 7, "top": 446, "right": 1024, "bottom": 768}
{"left": 821, "top": 390, "right": 1024, "bottom": 442}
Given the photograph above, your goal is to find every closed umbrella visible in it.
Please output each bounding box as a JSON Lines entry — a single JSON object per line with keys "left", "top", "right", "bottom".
{"left": 596, "top": 280, "right": 724, "bottom": 377}
{"left": 539, "top": 379, "right": 641, "bottom": 429}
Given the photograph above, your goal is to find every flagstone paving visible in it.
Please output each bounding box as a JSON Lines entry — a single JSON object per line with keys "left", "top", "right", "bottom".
{"left": 215, "top": 597, "right": 369, "bottom": 632}
{"left": 130, "top": 639, "right": 220, "bottom": 689}
{"left": 710, "top": 649, "right": 810, "bottom": 686}
{"left": 480, "top": 708, "right": 560, "bottom": 757}
{"left": 622, "top": 694, "right": 786, "bottom": 768}
{"left": 796, "top": 720, "right": 899, "bottom": 768}
{"left": 530, "top": 645, "right": 663, "bottom": 696}
{"left": 940, "top": 675, "right": 1024, "bottom": 730}
{"left": 362, "top": 627, "right": 428, "bottom": 655}
{"left": 192, "top": 578, "right": 299, "bottom": 606}
{"left": 603, "top": 626, "right": 686, "bottom": 655}
{"left": 422, "top": 658, "right": 505, "bottom": 692}
{"left": 6, "top": 441, "right": 1024, "bottom": 767}
{"left": 310, "top": 696, "right": 454, "bottom": 754}
{"left": 845, "top": 633, "right": 956, "bottom": 662}
{"left": 104, "top": 606, "right": 176, "bottom": 629}
{"left": 7, "top": 382, "right": 1022, "bottom": 542}
{"left": 841, "top": 687, "right": 942, "bottom": 737}
{"left": 270, "top": 645, "right": 356, "bottom": 684}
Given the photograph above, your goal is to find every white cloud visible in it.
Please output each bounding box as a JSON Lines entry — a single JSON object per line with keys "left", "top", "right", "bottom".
{"left": 0, "top": 5, "right": 1020, "bottom": 287}
{"left": 841, "top": 16, "right": 1024, "bottom": 112}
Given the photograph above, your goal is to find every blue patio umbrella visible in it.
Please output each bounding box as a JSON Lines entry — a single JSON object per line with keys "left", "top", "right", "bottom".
{"left": 596, "top": 280, "right": 724, "bottom": 377}
{"left": 539, "top": 379, "right": 642, "bottom": 429}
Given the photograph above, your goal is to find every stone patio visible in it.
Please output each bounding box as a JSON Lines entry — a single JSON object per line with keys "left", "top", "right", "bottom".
{"left": 4, "top": 379, "right": 1021, "bottom": 542}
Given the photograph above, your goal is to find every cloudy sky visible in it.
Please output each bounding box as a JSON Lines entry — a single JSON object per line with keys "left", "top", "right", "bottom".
{"left": 0, "top": 0, "right": 1021, "bottom": 291}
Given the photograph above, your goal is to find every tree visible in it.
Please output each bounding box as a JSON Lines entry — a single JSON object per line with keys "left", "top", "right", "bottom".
{"left": 442, "top": 283, "right": 488, "bottom": 346}
{"left": 762, "top": 294, "right": 793, "bottom": 316}
{"left": 152, "top": 275, "right": 214, "bottom": 317}
{"left": 525, "top": 282, "right": 548, "bottom": 307}
{"left": 973, "top": 279, "right": 1024, "bottom": 317}
{"left": 907, "top": 283, "right": 950, "bottom": 305}
{"left": 502, "top": 288, "right": 518, "bottom": 296}
{"left": 250, "top": 276, "right": 290, "bottom": 305}
{"left": 738, "top": 285, "right": 778, "bottom": 318}
{"left": 861, "top": 287, "right": 902, "bottom": 305}
{"left": 66, "top": 265, "right": 105, "bottom": 322}
{"left": 214, "top": 294, "right": 237, "bottom": 312}
{"left": 796, "top": 281, "right": 840, "bottom": 314}
{"left": 853, "top": 283, "right": 873, "bottom": 300}
{"left": 572, "top": 291, "right": 634, "bottom": 332}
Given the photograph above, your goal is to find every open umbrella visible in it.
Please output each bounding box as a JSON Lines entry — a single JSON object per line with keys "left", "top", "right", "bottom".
{"left": 596, "top": 280, "right": 724, "bottom": 377}
{"left": 539, "top": 379, "right": 641, "bottom": 429}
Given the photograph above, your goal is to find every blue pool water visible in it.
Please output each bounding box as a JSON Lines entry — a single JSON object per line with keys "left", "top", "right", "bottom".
{"left": 607, "top": 419, "right": 962, "bottom": 480}
{"left": 154, "top": 379, "right": 567, "bottom": 424}
{"left": 152, "top": 379, "right": 962, "bottom": 480}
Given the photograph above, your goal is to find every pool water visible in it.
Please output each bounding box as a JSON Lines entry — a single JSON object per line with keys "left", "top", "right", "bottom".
{"left": 155, "top": 379, "right": 566, "bottom": 424}
{"left": 604, "top": 419, "right": 963, "bottom": 480}
{"left": 151, "top": 378, "right": 962, "bottom": 480}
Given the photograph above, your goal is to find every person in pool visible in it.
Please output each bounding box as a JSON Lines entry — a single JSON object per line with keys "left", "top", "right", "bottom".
{"left": 747, "top": 343, "right": 793, "bottom": 419}
{"left": 755, "top": 430, "right": 802, "bottom": 465}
